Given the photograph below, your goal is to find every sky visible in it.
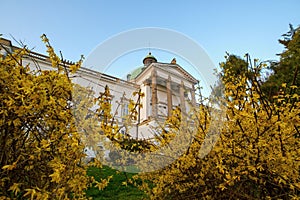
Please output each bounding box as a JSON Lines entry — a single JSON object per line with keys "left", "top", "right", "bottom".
{"left": 1, "top": 0, "right": 300, "bottom": 83}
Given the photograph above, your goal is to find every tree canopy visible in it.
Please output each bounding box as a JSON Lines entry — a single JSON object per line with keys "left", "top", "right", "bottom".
{"left": 261, "top": 24, "right": 300, "bottom": 100}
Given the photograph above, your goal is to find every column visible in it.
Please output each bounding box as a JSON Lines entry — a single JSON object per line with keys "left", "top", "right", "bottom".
{"left": 191, "top": 84, "right": 196, "bottom": 107}
{"left": 151, "top": 69, "right": 158, "bottom": 118}
{"left": 167, "top": 75, "right": 173, "bottom": 117}
{"left": 145, "top": 84, "right": 151, "bottom": 119}
{"left": 179, "top": 80, "right": 186, "bottom": 114}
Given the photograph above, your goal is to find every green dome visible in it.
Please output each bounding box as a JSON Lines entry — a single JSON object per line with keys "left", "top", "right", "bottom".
{"left": 143, "top": 52, "right": 157, "bottom": 64}
{"left": 126, "top": 53, "right": 157, "bottom": 81}
{"left": 127, "top": 66, "right": 144, "bottom": 80}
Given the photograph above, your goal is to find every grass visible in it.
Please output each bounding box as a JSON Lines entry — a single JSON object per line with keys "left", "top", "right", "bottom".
{"left": 86, "top": 165, "right": 148, "bottom": 200}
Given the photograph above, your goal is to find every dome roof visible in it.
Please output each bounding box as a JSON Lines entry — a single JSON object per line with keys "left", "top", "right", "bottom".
{"left": 126, "top": 53, "right": 157, "bottom": 81}
{"left": 128, "top": 66, "right": 144, "bottom": 80}
{"left": 143, "top": 52, "right": 157, "bottom": 65}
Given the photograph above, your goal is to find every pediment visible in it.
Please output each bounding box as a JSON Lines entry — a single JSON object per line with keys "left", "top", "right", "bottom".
{"left": 155, "top": 63, "right": 198, "bottom": 84}
{"left": 133, "top": 62, "right": 199, "bottom": 86}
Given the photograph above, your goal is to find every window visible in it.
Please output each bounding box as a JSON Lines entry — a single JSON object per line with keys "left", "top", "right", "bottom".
{"left": 122, "top": 103, "right": 129, "bottom": 117}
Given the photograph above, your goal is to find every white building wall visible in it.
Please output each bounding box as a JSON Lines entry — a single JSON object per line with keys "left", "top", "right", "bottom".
{"left": 22, "top": 56, "right": 139, "bottom": 123}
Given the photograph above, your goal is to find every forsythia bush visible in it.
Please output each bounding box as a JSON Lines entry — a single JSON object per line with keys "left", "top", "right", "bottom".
{"left": 0, "top": 35, "right": 105, "bottom": 199}
{"left": 137, "top": 58, "right": 300, "bottom": 200}
{"left": 137, "top": 31, "right": 300, "bottom": 199}
{"left": 1, "top": 26, "right": 299, "bottom": 199}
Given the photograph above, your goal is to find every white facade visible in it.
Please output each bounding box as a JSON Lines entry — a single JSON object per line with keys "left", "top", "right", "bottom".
{"left": 0, "top": 38, "right": 198, "bottom": 139}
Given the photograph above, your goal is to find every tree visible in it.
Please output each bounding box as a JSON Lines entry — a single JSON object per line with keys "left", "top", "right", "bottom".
{"left": 261, "top": 24, "right": 300, "bottom": 100}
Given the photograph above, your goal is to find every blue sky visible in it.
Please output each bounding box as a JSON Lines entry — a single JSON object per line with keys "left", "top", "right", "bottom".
{"left": 1, "top": 0, "right": 300, "bottom": 81}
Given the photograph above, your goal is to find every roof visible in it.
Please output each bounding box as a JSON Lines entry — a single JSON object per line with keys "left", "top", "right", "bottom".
{"left": 128, "top": 66, "right": 144, "bottom": 80}
{"left": 142, "top": 52, "right": 157, "bottom": 64}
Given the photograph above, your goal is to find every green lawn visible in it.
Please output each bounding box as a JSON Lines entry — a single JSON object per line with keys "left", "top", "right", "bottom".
{"left": 86, "top": 166, "right": 148, "bottom": 200}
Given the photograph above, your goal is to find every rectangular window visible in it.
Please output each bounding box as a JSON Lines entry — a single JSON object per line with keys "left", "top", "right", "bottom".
{"left": 122, "top": 103, "right": 129, "bottom": 117}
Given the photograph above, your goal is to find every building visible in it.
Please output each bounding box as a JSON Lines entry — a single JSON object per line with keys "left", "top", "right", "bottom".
{"left": 0, "top": 38, "right": 198, "bottom": 139}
